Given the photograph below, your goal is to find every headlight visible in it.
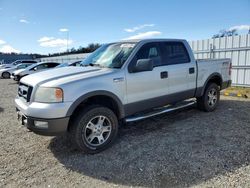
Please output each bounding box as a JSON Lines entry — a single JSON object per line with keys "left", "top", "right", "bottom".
{"left": 34, "top": 87, "right": 63, "bottom": 103}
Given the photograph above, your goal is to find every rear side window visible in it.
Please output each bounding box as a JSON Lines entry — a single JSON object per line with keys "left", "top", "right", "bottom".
{"left": 161, "top": 42, "right": 190, "bottom": 65}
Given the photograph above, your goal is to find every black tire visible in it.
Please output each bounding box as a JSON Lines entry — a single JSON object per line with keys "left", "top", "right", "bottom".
{"left": 196, "top": 82, "right": 220, "bottom": 112}
{"left": 2, "top": 72, "right": 10, "bottom": 79}
{"left": 69, "top": 105, "right": 119, "bottom": 154}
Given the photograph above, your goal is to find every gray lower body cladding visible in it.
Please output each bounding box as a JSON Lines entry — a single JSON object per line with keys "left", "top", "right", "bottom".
{"left": 26, "top": 117, "right": 69, "bottom": 136}
{"left": 124, "top": 89, "right": 196, "bottom": 117}
{"left": 17, "top": 108, "right": 69, "bottom": 136}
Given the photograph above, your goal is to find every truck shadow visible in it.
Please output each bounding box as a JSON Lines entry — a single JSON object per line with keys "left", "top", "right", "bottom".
{"left": 49, "top": 99, "right": 250, "bottom": 187}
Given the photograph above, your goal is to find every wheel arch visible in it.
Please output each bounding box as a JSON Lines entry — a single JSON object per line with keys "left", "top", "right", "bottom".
{"left": 66, "top": 90, "right": 125, "bottom": 119}
{"left": 197, "top": 73, "right": 223, "bottom": 97}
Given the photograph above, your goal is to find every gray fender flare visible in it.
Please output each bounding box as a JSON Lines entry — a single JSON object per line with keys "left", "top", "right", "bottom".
{"left": 196, "top": 72, "right": 222, "bottom": 97}
{"left": 66, "top": 90, "right": 125, "bottom": 118}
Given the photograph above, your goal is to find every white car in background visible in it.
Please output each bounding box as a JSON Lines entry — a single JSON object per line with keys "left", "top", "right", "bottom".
{"left": 0, "top": 63, "right": 33, "bottom": 79}
{"left": 13, "top": 62, "right": 60, "bottom": 81}
{"left": 0, "top": 60, "right": 37, "bottom": 70}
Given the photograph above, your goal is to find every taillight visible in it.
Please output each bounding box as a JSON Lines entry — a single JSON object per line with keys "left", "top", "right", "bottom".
{"left": 229, "top": 62, "right": 232, "bottom": 76}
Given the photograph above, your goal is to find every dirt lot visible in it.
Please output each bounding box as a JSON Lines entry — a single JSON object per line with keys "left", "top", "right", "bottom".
{"left": 0, "top": 79, "right": 250, "bottom": 188}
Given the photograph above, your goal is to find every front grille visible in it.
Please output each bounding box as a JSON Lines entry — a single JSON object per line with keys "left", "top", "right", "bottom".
{"left": 18, "top": 83, "right": 33, "bottom": 102}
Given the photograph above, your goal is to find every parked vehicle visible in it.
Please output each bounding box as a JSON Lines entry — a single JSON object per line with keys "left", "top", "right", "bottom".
{"left": 56, "top": 61, "right": 82, "bottom": 68}
{"left": 12, "top": 62, "right": 60, "bottom": 81}
{"left": 15, "top": 39, "right": 231, "bottom": 153}
{"left": 0, "top": 63, "right": 33, "bottom": 79}
{"left": 0, "top": 60, "right": 37, "bottom": 70}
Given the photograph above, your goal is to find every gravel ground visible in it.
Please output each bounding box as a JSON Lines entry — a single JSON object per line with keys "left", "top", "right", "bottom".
{"left": 0, "top": 79, "right": 250, "bottom": 188}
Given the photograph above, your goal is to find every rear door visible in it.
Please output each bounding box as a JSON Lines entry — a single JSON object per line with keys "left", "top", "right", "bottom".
{"left": 160, "top": 42, "right": 196, "bottom": 100}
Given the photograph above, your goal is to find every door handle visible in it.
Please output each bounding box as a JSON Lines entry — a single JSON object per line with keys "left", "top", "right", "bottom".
{"left": 160, "top": 71, "right": 168, "bottom": 79}
{"left": 189, "top": 67, "right": 195, "bottom": 74}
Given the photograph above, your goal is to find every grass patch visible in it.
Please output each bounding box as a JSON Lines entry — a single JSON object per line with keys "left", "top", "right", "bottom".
{"left": 223, "top": 86, "right": 250, "bottom": 98}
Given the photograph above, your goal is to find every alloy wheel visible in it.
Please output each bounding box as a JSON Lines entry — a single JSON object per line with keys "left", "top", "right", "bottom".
{"left": 207, "top": 88, "right": 217, "bottom": 107}
{"left": 82, "top": 115, "right": 112, "bottom": 147}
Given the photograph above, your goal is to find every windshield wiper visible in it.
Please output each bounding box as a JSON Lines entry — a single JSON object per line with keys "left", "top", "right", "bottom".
{"left": 81, "top": 62, "right": 106, "bottom": 68}
{"left": 89, "top": 63, "right": 99, "bottom": 67}
{"left": 89, "top": 63, "right": 107, "bottom": 68}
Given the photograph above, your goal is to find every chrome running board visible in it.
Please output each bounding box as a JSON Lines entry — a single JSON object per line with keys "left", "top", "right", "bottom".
{"left": 125, "top": 100, "right": 196, "bottom": 123}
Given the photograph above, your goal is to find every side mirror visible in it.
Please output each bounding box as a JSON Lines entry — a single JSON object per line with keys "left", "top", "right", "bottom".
{"left": 33, "top": 67, "right": 37, "bottom": 71}
{"left": 134, "top": 59, "right": 153, "bottom": 72}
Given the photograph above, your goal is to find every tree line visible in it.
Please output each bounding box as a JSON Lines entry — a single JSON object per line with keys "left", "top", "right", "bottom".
{"left": 212, "top": 28, "right": 250, "bottom": 38}
{"left": 0, "top": 43, "right": 101, "bottom": 58}
{"left": 46, "top": 43, "right": 101, "bottom": 57}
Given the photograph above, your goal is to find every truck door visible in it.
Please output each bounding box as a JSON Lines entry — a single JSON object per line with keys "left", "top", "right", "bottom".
{"left": 159, "top": 41, "right": 196, "bottom": 101}
{"left": 125, "top": 42, "right": 170, "bottom": 114}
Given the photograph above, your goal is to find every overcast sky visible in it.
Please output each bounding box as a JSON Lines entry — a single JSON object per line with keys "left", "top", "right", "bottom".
{"left": 0, "top": 0, "right": 249, "bottom": 54}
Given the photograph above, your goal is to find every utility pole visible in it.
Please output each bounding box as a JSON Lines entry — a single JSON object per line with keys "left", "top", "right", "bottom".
{"left": 67, "top": 30, "right": 69, "bottom": 52}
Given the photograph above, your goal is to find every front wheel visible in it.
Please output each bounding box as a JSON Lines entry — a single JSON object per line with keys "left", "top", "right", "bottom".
{"left": 69, "top": 105, "right": 119, "bottom": 154}
{"left": 197, "top": 83, "right": 220, "bottom": 112}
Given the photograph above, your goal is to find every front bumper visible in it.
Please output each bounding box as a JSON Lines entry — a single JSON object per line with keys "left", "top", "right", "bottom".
{"left": 15, "top": 97, "right": 72, "bottom": 119}
{"left": 16, "top": 108, "right": 69, "bottom": 136}
{"left": 15, "top": 97, "right": 72, "bottom": 136}
{"left": 13, "top": 75, "right": 21, "bottom": 81}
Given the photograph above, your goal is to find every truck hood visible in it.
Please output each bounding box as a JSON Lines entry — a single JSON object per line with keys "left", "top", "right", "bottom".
{"left": 20, "top": 66, "right": 106, "bottom": 87}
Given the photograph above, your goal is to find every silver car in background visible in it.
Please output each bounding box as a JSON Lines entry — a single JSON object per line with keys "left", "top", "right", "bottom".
{"left": 0, "top": 60, "right": 37, "bottom": 70}
{"left": 0, "top": 63, "right": 33, "bottom": 79}
{"left": 12, "top": 62, "right": 60, "bottom": 81}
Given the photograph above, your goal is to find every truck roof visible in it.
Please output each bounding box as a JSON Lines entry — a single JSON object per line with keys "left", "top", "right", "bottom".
{"left": 119, "top": 38, "right": 186, "bottom": 43}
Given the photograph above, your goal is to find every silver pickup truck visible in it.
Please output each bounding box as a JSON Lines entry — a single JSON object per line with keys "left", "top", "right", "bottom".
{"left": 15, "top": 39, "right": 231, "bottom": 153}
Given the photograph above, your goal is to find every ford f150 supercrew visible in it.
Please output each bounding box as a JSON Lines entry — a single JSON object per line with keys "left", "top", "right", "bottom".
{"left": 15, "top": 39, "right": 231, "bottom": 153}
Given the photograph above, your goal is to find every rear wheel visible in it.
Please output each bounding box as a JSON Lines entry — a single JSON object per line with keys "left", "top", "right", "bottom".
{"left": 2, "top": 72, "right": 10, "bottom": 79}
{"left": 69, "top": 105, "right": 119, "bottom": 154}
{"left": 197, "top": 82, "right": 220, "bottom": 112}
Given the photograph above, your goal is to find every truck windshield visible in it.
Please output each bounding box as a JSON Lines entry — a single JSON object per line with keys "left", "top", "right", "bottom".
{"left": 81, "top": 43, "right": 136, "bottom": 68}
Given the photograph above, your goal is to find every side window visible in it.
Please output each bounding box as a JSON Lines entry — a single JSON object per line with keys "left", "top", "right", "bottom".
{"left": 47, "top": 63, "right": 59, "bottom": 68}
{"left": 75, "top": 62, "right": 81, "bottom": 66}
{"left": 36, "top": 64, "right": 48, "bottom": 70}
{"left": 17, "top": 64, "right": 26, "bottom": 69}
{"left": 135, "top": 43, "right": 161, "bottom": 67}
{"left": 161, "top": 42, "right": 190, "bottom": 65}
{"left": 22, "top": 61, "right": 32, "bottom": 64}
